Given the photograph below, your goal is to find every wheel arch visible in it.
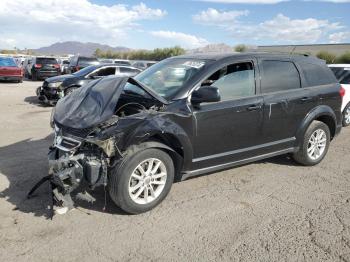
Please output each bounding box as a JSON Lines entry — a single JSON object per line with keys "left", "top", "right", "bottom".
{"left": 296, "top": 105, "right": 337, "bottom": 146}
{"left": 123, "top": 140, "right": 184, "bottom": 182}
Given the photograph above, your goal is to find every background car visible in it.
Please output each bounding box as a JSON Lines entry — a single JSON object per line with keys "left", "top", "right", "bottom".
{"left": 113, "top": 59, "right": 132, "bottom": 66}
{"left": 99, "top": 58, "right": 114, "bottom": 63}
{"left": 0, "top": 56, "right": 23, "bottom": 83}
{"left": 59, "top": 59, "right": 70, "bottom": 75}
{"left": 329, "top": 64, "right": 350, "bottom": 126}
{"left": 133, "top": 60, "right": 157, "bottom": 70}
{"left": 37, "top": 64, "right": 141, "bottom": 105}
{"left": 68, "top": 56, "right": 99, "bottom": 73}
{"left": 24, "top": 57, "right": 61, "bottom": 80}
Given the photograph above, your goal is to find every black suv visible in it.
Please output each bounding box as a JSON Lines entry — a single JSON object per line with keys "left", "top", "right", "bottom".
{"left": 41, "top": 53, "right": 343, "bottom": 215}
{"left": 26, "top": 57, "right": 61, "bottom": 80}
{"left": 68, "top": 56, "right": 99, "bottom": 73}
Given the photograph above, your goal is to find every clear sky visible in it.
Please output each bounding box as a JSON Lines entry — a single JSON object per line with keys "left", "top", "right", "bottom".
{"left": 1, "top": 0, "right": 350, "bottom": 49}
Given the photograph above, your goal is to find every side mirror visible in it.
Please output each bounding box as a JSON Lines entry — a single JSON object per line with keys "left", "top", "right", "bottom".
{"left": 191, "top": 86, "right": 221, "bottom": 104}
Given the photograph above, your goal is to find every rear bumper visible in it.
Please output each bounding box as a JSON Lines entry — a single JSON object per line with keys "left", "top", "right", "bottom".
{"left": 34, "top": 70, "right": 60, "bottom": 79}
{"left": 0, "top": 76, "right": 22, "bottom": 81}
{"left": 36, "top": 86, "right": 60, "bottom": 105}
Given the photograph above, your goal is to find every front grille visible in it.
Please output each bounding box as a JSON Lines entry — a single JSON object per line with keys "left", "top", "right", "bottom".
{"left": 56, "top": 122, "right": 94, "bottom": 138}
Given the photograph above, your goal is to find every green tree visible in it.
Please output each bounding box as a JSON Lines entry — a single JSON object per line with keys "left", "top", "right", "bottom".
{"left": 316, "top": 51, "right": 337, "bottom": 64}
{"left": 93, "top": 48, "right": 103, "bottom": 58}
{"left": 234, "top": 44, "right": 247, "bottom": 53}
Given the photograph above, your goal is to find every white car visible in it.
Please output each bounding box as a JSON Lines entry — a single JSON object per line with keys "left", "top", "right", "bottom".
{"left": 329, "top": 64, "right": 350, "bottom": 126}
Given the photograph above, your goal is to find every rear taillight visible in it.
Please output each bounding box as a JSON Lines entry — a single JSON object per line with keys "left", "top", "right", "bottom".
{"left": 34, "top": 64, "right": 42, "bottom": 68}
{"left": 340, "top": 85, "right": 346, "bottom": 98}
{"left": 53, "top": 64, "right": 60, "bottom": 69}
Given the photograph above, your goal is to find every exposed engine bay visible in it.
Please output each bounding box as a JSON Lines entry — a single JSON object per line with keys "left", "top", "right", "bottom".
{"left": 28, "top": 76, "right": 167, "bottom": 216}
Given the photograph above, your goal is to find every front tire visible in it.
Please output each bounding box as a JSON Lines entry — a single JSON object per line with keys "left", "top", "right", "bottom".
{"left": 109, "top": 148, "right": 174, "bottom": 214}
{"left": 293, "top": 120, "right": 330, "bottom": 166}
{"left": 342, "top": 103, "right": 350, "bottom": 127}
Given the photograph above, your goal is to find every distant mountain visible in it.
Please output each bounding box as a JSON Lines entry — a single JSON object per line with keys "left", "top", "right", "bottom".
{"left": 186, "top": 43, "right": 234, "bottom": 54}
{"left": 32, "top": 41, "right": 130, "bottom": 56}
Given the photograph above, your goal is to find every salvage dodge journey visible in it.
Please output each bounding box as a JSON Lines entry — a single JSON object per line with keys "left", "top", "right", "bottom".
{"left": 30, "top": 53, "right": 343, "bottom": 215}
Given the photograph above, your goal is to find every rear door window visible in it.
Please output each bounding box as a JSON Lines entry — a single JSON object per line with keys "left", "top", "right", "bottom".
{"left": 202, "top": 62, "right": 256, "bottom": 101}
{"left": 36, "top": 58, "right": 58, "bottom": 64}
{"left": 330, "top": 67, "right": 350, "bottom": 85}
{"left": 260, "top": 60, "right": 301, "bottom": 93}
{"left": 93, "top": 67, "right": 116, "bottom": 77}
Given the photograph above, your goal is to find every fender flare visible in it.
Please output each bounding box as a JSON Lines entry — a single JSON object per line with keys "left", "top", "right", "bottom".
{"left": 123, "top": 141, "right": 184, "bottom": 182}
{"left": 295, "top": 105, "right": 337, "bottom": 146}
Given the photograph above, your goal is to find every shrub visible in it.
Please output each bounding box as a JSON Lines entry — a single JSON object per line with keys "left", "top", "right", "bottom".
{"left": 336, "top": 51, "right": 350, "bottom": 64}
{"left": 316, "top": 51, "right": 337, "bottom": 64}
{"left": 234, "top": 44, "right": 247, "bottom": 53}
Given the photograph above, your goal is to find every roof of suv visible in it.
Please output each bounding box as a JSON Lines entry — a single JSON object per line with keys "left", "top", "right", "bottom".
{"left": 175, "top": 52, "right": 324, "bottom": 63}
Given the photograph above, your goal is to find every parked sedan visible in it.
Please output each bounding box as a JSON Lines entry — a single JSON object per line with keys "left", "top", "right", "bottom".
{"left": 0, "top": 57, "right": 23, "bottom": 83}
{"left": 329, "top": 64, "right": 350, "bottom": 126}
{"left": 36, "top": 64, "right": 141, "bottom": 105}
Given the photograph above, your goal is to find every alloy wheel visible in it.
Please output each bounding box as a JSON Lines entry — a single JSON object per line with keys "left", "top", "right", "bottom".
{"left": 345, "top": 107, "right": 350, "bottom": 125}
{"left": 128, "top": 158, "right": 167, "bottom": 205}
{"left": 307, "top": 129, "right": 327, "bottom": 160}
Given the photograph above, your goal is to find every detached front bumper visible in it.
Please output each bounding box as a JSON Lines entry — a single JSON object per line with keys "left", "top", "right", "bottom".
{"left": 36, "top": 86, "right": 62, "bottom": 105}
{"left": 45, "top": 144, "right": 108, "bottom": 212}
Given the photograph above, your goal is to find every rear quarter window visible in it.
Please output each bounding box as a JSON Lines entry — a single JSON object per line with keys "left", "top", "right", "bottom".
{"left": 260, "top": 60, "right": 301, "bottom": 93}
{"left": 299, "top": 62, "right": 337, "bottom": 87}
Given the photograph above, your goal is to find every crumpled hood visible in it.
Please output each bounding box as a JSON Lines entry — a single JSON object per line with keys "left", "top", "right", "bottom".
{"left": 54, "top": 77, "right": 128, "bottom": 129}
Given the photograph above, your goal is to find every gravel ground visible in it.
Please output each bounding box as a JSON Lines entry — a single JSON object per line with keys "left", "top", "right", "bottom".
{"left": 1, "top": 80, "right": 350, "bottom": 262}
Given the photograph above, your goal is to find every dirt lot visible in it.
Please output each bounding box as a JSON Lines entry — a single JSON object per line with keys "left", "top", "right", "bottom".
{"left": 1, "top": 80, "right": 350, "bottom": 262}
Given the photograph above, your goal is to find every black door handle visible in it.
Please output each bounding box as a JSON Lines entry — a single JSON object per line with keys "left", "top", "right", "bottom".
{"left": 247, "top": 105, "right": 262, "bottom": 111}
{"left": 301, "top": 97, "right": 312, "bottom": 102}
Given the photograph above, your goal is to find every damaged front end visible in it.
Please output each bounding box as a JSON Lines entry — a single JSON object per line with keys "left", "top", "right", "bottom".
{"left": 47, "top": 126, "right": 111, "bottom": 214}
{"left": 28, "top": 76, "right": 167, "bottom": 216}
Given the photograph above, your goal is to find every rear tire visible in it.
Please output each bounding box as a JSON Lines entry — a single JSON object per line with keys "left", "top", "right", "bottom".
{"left": 342, "top": 103, "right": 350, "bottom": 127}
{"left": 293, "top": 120, "right": 330, "bottom": 166}
{"left": 109, "top": 148, "right": 174, "bottom": 214}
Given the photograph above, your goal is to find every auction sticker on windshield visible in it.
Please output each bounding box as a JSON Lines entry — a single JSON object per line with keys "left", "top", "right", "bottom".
{"left": 182, "top": 61, "right": 205, "bottom": 69}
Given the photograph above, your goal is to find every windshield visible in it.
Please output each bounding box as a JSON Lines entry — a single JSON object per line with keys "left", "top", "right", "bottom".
{"left": 0, "top": 57, "right": 18, "bottom": 67}
{"left": 125, "top": 58, "right": 207, "bottom": 99}
{"left": 72, "top": 65, "right": 99, "bottom": 76}
{"left": 330, "top": 67, "right": 350, "bottom": 85}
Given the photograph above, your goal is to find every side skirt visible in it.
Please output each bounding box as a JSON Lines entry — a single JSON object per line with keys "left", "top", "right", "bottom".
{"left": 181, "top": 147, "right": 296, "bottom": 181}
